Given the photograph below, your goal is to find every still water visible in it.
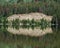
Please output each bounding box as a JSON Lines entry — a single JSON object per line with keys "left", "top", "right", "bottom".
{"left": 0, "top": 24, "right": 60, "bottom": 48}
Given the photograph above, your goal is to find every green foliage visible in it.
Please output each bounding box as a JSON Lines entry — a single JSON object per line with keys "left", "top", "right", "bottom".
{"left": 11, "top": 18, "right": 50, "bottom": 29}
{"left": 0, "top": 0, "right": 17, "bottom": 5}
{"left": 0, "top": 0, "right": 60, "bottom": 24}
{"left": 0, "top": 1, "right": 60, "bottom": 17}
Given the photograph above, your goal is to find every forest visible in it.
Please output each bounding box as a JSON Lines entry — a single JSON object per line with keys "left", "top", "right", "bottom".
{"left": 0, "top": 0, "right": 60, "bottom": 25}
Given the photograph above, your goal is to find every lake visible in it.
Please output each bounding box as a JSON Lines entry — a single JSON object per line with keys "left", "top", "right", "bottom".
{"left": 0, "top": 13, "right": 59, "bottom": 48}
{"left": 0, "top": 24, "right": 59, "bottom": 48}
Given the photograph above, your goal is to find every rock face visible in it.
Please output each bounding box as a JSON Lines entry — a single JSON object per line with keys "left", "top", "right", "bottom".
{"left": 7, "top": 13, "right": 53, "bottom": 37}
{"left": 7, "top": 13, "right": 53, "bottom": 21}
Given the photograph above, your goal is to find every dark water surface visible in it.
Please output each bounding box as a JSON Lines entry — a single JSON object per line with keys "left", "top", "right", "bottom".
{"left": 0, "top": 24, "right": 60, "bottom": 48}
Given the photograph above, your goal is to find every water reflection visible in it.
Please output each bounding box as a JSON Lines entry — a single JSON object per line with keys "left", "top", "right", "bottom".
{"left": 7, "top": 26, "right": 52, "bottom": 37}
{"left": 0, "top": 24, "right": 60, "bottom": 48}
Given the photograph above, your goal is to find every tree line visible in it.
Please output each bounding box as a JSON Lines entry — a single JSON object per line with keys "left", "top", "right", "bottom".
{"left": 0, "top": 0, "right": 60, "bottom": 25}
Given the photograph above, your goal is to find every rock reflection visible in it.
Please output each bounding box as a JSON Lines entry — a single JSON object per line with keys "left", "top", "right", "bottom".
{"left": 7, "top": 26, "right": 53, "bottom": 37}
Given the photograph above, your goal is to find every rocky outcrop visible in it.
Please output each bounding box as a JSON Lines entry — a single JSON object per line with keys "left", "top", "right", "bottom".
{"left": 7, "top": 13, "right": 53, "bottom": 21}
